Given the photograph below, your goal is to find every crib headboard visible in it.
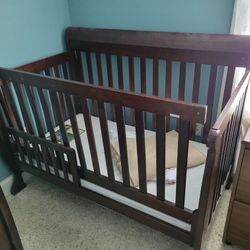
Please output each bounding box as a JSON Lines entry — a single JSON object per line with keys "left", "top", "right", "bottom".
{"left": 65, "top": 27, "right": 250, "bottom": 141}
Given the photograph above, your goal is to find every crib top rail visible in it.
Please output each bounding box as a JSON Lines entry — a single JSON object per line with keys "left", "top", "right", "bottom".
{"left": 207, "top": 70, "right": 250, "bottom": 145}
{"left": 0, "top": 67, "right": 207, "bottom": 124}
{"left": 66, "top": 27, "right": 250, "bottom": 54}
{"left": 66, "top": 27, "right": 250, "bottom": 68}
{"left": 15, "top": 52, "right": 71, "bottom": 73}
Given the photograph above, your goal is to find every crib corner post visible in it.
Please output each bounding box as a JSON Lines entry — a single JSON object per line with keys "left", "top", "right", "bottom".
{"left": 10, "top": 171, "right": 26, "bottom": 195}
{"left": 191, "top": 132, "right": 219, "bottom": 249}
{"left": 190, "top": 209, "right": 203, "bottom": 250}
{"left": 0, "top": 123, "right": 26, "bottom": 195}
{"left": 225, "top": 168, "right": 234, "bottom": 190}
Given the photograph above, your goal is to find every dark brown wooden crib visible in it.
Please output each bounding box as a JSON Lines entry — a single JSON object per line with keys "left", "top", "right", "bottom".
{"left": 0, "top": 27, "right": 250, "bottom": 249}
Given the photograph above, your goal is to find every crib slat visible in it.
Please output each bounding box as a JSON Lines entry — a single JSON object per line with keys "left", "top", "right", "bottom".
{"left": 140, "top": 58, "right": 146, "bottom": 94}
{"left": 97, "top": 102, "right": 114, "bottom": 181}
{"left": 59, "top": 152, "right": 69, "bottom": 181}
{"left": 41, "top": 144, "right": 50, "bottom": 174}
{"left": 128, "top": 57, "right": 135, "bottom": 125}
{"left": 203, "top": 65, "right": 218, "bottom": 140}
{"left": 152, "top": 59, "right": 159, "bottom": 130}
{"left": 44, "top": 69, "right": 50, "bottom": 76}
{"left": 117, "top": 55, "right": 124, "bottom": 89}
{"left": 49, "top": 90, "right": 69, "bottom": 146}
{"left": 24, "top": 140, "right": 33, "bottom": 165}
{"left": 2, "top": 83, "right": 24, "bottom": 131}
{"left": 222, "top": 113, "right": 235, "bottom": 183}
{"left": 224, "top": 118, "right": 234, "bottom": 177}
{"left": 115, "top": 105, "right": 130, "bottom": 187}
{"left": 44, "top": 86, "right": 57, "bottom": 128}
{"left": 13, "top": 135, "right": 25, "bottom": 163}
{"left": 0, "top": 87, "right": 13, "bottom": 126}
{"left": 53, "top": 66, "right": 60, "bottom": 78}
{"left": 68, "top": 152, "right": 80, "bottom": 186}
{"left": 13, "top": 83, "right": 34, "bottom": 134}
{"left": 223, "top": 105, "right": 238, "bottom": 178}
{"left": 24, "top": 85, "right": 45, "bottom": 138}
{"left": 179, "top": 62, "right": 186, "bottom": 101}
{"left": 34, "top": 143, "right": 42, "bottom": 170}
{"left": 37, "top": 88, "right": 57, "bottom": 142}
{"left": 96, "top": 54, "right": 103, "bottom": 86}
{"left": 86, "top": 53, "right": 97, "bottom": 115}
{"left": 222, "top": 65, "right": 235, "bottom": 109}
{"left": 54, "top": 66, "right": 66, "bottom": 120}
{"left": 153, "top": 59, "right": 159, "bottom": 96}
{"left": 140, "top": 58, "right": 147, "bottom": 128}
{"left": 165, "top": 61, "right": 172, "bottom": 131}
{"left": 106, "top": 54, "right": 115, "bottom": 121}
{"left": 228, "top": 105, "right": 240, "bottom": 166}
{"left": 190, "top": 63, "right": 201, "bottom": 134}
{"left": 75, "top": 50, "right": 84, "bottom": 81}
{"left": 176, "top": 119, "right": 190, "bottom": 209}
{"left": 107, "top": 54, "right": 113, "bottom": 88}
{"left": 156, "top": 114, "right": 166, "bottom": 201}
{"left": 221, "top": 122, "right": 231, "bottom": 178}
{"left": 129, "top": 57, "right": 135, "bottom": 92}
{"left": 135, "top": 110, "right": 147, "bottom": 193}
{"left": 192, "top": 63, "right": 201, "bottom": 103}
{"left": 211, "top": 124, "right": 229, "bottom": 213}
{"left": 86, "top": 52, "right": 94, "bottom": 83}
{"left": 217, "top": 132, "right": 226, "bottom": 187}
{"left": 65, "top": 94, "right": 87, "bottom": 172}
{"left": 227, "top": 100, "right": 242, "bottom": 174}
{"left": 81, "top": 99, "right": 100, "bottom": 175}
{"left": 49, "top": 148, "right": 60, "bottom": 177}
{"left": 165, "top": 61, "right": 172, "bottom": 98}
{"left": 230, "top": 97, "right": 244, "bottom": 159}
{"left": 62, "top": 62, "right": 69, "bottom": 79}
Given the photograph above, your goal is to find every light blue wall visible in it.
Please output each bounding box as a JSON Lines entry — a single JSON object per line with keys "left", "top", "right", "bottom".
{"left": 0, "top": 0, "right": 71, "bottom": 68}
{"left": 68, "top": 0, "right": 234, "bottom": 34}
{"left": 0, "top": 0, "right": 71, "bottom": 181}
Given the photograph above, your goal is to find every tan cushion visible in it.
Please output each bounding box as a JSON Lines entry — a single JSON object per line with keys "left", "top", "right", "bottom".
{"left": 110, "top": 130, "right": 206, "bottom": 187}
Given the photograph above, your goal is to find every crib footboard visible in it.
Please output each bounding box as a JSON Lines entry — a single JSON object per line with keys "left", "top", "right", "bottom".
{"left": 193, "top": 71, "right": 250, "bottom": 248}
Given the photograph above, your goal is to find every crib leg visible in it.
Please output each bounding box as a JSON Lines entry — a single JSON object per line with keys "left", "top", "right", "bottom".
{"left": 11, "top": 171, "right": 26, "bottom": 195}
{"left": 226, "top": 176, "right": 233, "bottom": 189}
{"left": 226, "top": 166, "right": 234, "bottom": 190}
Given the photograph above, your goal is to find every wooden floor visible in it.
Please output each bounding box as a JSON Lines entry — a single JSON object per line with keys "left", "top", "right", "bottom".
{"left": 6, "top": 177, "right": 244, "bottom": 250}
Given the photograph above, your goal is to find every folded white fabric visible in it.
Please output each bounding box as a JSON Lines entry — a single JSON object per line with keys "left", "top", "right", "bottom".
{"left": 151, "top": 168, "right": 177, "bottom": 184}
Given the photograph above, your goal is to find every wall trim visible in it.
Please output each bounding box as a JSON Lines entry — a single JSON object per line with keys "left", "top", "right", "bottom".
{"left": 0, "top": 173, "right": 32, "bottom": 197}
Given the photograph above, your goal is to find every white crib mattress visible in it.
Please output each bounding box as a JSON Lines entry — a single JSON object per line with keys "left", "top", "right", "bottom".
{"left": 63, "top": 114, "right": 207, "bottom": 231}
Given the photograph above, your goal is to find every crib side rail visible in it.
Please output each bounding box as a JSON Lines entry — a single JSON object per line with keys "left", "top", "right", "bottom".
{"left": 16, "top": 52, "right": 72, "bottom": 76}
{"left": 0, "top": 68, "right": 206, "bottom": 123}
{"left": 193, "top": 71, "right": 250, "bottom": 248}
{"left": 0, "top": 68, "right": 207, "bottom": 230}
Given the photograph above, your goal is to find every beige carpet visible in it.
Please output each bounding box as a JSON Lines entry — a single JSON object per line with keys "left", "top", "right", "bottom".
{"left": 7, "top": 177, "right": 243, "bottom": 250}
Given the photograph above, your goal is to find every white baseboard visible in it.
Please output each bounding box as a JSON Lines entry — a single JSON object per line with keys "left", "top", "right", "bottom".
{"left": 0, "top": 172, "right": 32, "bottom": 197}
